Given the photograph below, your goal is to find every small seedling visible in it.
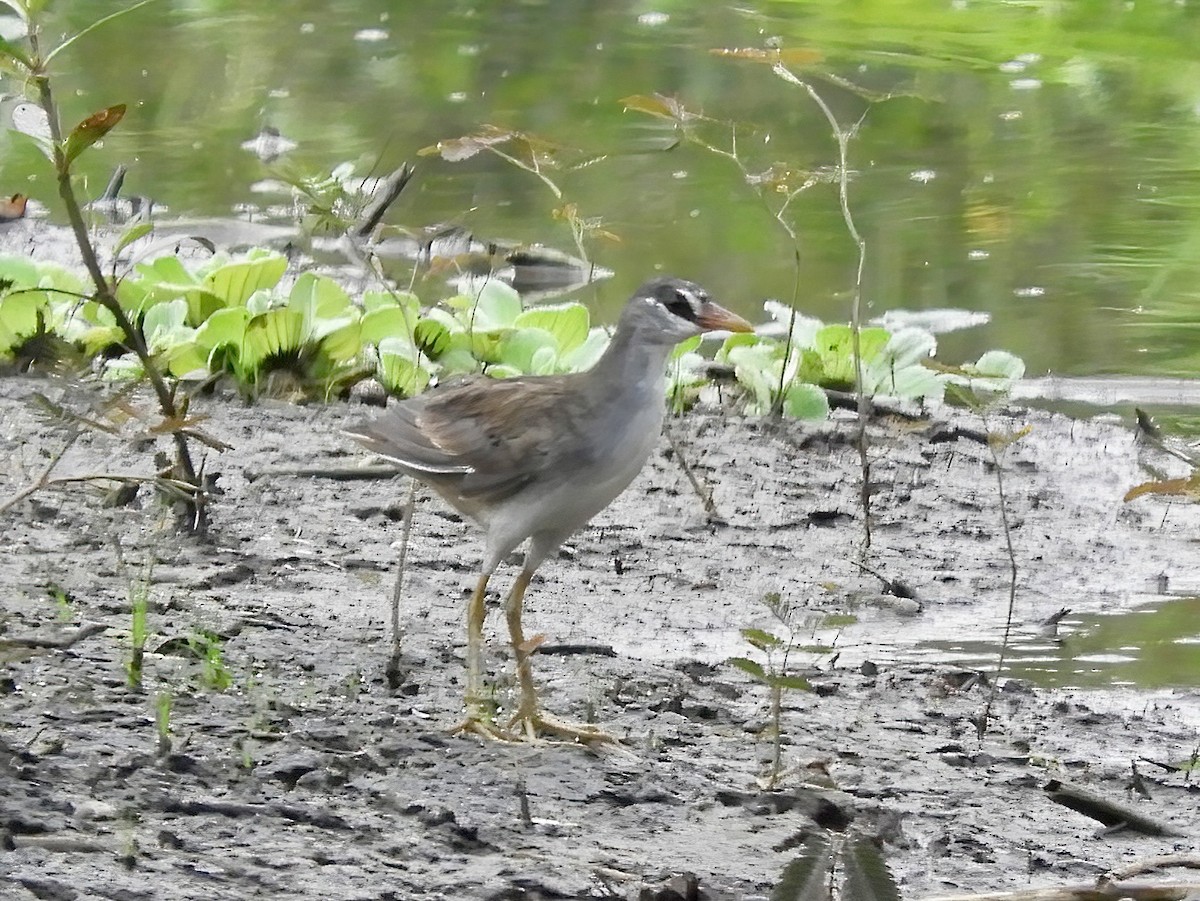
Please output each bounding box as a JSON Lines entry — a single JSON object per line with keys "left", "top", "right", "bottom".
{"left": 729, "top": 592, "right": 813, "bottom": 790}
{"left": 44, "top": 582, "right": 74, "bottom": 622}
{"left": 188, "top": 631, "right": 233, "bottom": 692}
{"left": 154, "top": 690, "right": 172, "bottom": 755}
{"left": 125, "top": 573, "right": 151, "bottom": 691}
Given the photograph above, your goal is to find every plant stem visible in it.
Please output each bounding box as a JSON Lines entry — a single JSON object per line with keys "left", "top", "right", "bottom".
{"left": 979, "top": 415, "right": 1019, "bottom": 737}
{"left": 773, "top": 65, "right": 872, "bottom": 551}
{"left": 768, "top": 683, "right": 783, "bottom": 790}
{"left": 28, "top": 35, "right": 205, "bottom": 531}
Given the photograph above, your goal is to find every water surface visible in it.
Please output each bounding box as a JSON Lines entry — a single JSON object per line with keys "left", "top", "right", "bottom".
{"left": 4, "top": 1, "right": 1200, "bottom": 380}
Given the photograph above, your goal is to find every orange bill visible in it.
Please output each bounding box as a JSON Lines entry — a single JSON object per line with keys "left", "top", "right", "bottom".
{"left": 696, "top": 301, "right": 754, "bottom": 333}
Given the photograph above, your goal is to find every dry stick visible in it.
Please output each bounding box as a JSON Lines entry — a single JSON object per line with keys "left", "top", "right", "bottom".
{"left": 0, "top": 473, "right": 199, "bottom": 517}
{"left": 1043, "top": 779, "right": 1183, "bottom": 837}
{"left": 772, "top": 64, "right": 872, "bottom": 552}
{"left": 1, "top": 621, "right": 107, "bottom": 651}
{"left": 244, "top": 464, "right": 401, "bottom": 482}
{"left": 28, "top": 38, "right": 205, "bottom": 532}
{"left": 1106, "top": 857, "right": 1200, "bottom": 882}
{"left": 384, "top": 478, "right": 417, "bottom": 689}
{"left": 923, "top": 883, "right": 1200, "bottom": 901}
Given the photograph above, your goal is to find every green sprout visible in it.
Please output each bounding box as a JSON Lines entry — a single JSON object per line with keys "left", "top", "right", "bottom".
{"left": 155, "top": 690, "right": 172, "bottom": 755}
{"left": 729, "top": 592, "right": 814, "bottom": 791}
{"left": 125, "top": 573, "right": 150, "bottom": 691}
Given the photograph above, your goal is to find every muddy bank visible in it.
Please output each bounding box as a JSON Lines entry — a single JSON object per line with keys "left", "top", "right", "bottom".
{"left": 1, "top": 374, "right": 1197, "bottom": 900}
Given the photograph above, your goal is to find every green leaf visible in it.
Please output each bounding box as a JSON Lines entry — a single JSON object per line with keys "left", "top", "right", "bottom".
{"left": 727, "top": 656, "right": 768, "bottom": 682}
{"left": 288, "top": 274, "right": 357, "bottom": 345}
{"left": 0, "top": 32, "right": 33, "bottom": 70}
{"left": 840, "top": 835, "right": 902, "bottom": 901}
{"left": 0, "top": 254, "right": 43, "bottom": 287}
{"left": 0, "top": 292, "right": 46, "bottom": 354}
{"left": 529, "top": 345, "right": 559, "bottom": 375}
{"left": 969, "top": 350, "right": 1025, "bottom": 381}
{"left": 455, "top": 278, "right": 522, "bottom": 330}
{"left": 113, "top": 220, "right": 153, "bottom": 258}
{"left": 715, "top": 331, "right": 761, "bottom": 363}
{"left": 193, "top": 307, "right": 248, "bottom": 352}
{"left": 670, "top": 333, "right": 702, "bottom": 360}
{"left": 484, "top": 363, "right": 521, "bottom": 379}
{"left": 62, "top": 105, "right": 125, "bottom": 168}
{"left": 513, "top": 302, "right": 590, "bottom": 353}
{"left": 727, "top": 342, "right": 782, "bottom": 414}
{"left": 782, "top": 381, "right": 829, "bottom": 419}
{"left": 289, "top": 272, "right": 352, "bottom": 322}
{"left": 244, "top": 288, "right": 281, "bottom": 317}
{"left": 468, "top": 328, "right": 508, "bottom": 364}
{"left": 239, "top": 309, "right": 303, "bottom": 375}
{"left": 166, "top": 343, "right": 209, "bottom": 378}
{"left": 771, "top": 833, "right": 834, "bottom": 901}
{"left": 413, "top": 317, "right": 452, "bottom": 358}
{"left": 863, "top": 327, "right": 947, "bottom": 401}
{"left": 821, "top": 613, "right": 858, "bottom": 628}
{"left": 202, "top": 254, "right": 287, "bottom": 306}
{"left": 499, "top": 326, "right": 558, "bottom": 373}
{"left": 811, "top": 324, "right": 891, "bottom": 387}
{"left": 361, "top": 289, "right": 419, "bottom": 315}
{"left": 141, "top": 298, "right": 192, "bottom": 353}
{"left": 319, "top": 320, "right": 361, "bottom": 363}
{"left": 740, "top": 627, "right": 782, "bottom": 649}
{"left": 769, "top": 674, "right": 813, "bottom": 692}
{"left": 377, "top": 348, "right": 431, "bottom": 397}
{"left": 559, "top": 328, "right": 609, "bottom": 372}
{"left": 361, "top": 305, "right": 417, "bottom": 346}
{"left": 437, "top": 346, "right": 482, "bottom": 375}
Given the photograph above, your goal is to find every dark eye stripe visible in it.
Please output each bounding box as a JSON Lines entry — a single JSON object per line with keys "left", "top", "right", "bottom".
{"left": 665, "top": 289, "right": 698, "bottom": 321}
{"left": 666, "top": 297, "right": 693, "bottom": 317}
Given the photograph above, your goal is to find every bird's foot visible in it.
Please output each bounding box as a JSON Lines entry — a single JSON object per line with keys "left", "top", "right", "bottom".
{"left": 448, "top": 713, "right": 517, "bottom": 742}
{"left": 507, "top": 708, "right": 619, "bottom": 747}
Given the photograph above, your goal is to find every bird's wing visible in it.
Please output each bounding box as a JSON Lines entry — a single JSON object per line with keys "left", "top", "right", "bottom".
{"left": 345, "top": 374, "right": 594, "bottom": 504}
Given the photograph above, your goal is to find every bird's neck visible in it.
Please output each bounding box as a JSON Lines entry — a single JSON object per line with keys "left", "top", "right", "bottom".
{"left": 590, "top": 326, "right": 674, "bottom": 397}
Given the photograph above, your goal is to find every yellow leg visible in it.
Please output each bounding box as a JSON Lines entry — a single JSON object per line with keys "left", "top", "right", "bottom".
{"left": 503, "top": 569, "right": 618, "bottom": 747}
{"left": 450, "top": 573, "right": 512, "bottom": 741}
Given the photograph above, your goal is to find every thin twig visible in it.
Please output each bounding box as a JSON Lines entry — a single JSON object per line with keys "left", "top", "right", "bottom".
{"left": 0, "top": 427, "right": 80, "bottom": 517}
{"left": 772, "top": 64, "right": 872, "bottom": 552}
{"left": 662, "top": 420, "right": 719, "bottom": 519}
{"left": 922, "top": 881, "right": 1200, "bottom": 901}
{"left": 385, "top": 479, "right": 417, "bottom": 689}
{"left": 977, "top": 411, "right": 1020, "bottom": 738}
{"left": 0, "top": 472, "right": 199, "bottom": 518}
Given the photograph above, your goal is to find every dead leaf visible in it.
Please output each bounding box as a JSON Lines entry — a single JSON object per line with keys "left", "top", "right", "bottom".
{"left": 63, "top": 104, "right": 126, "bottom": 167}
{"left": 1124, "top": 472, "right": 1200, "bottom": 503}
{"left": 418, "top": 125, "right": 517, "bottom": 162}
{"left": 987, "top": 424, "right": 1032, "bottom": 451}
{"left": 619, "top": 93, "right": 700, "bottom": 123}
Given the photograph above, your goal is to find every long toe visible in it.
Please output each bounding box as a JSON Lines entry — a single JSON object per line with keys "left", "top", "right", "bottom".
{"left": 449, "top": 715, "right": 519, "bottom": 743}
{"left": 508, "top": 710, "right": 621, "bottom": 747}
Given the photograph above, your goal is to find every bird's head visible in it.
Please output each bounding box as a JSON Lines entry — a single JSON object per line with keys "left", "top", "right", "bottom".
{"left": 619, "top": 276, "right": 754, "bottom": 346}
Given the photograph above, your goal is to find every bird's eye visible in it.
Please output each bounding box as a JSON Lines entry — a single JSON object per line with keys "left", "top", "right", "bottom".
{"left": 665, "top": 288, "right": 696, "bottom": 318}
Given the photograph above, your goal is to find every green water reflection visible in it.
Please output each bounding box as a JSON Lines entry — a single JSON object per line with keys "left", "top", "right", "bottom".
{"left": 920, "top": 596, "right": 1200, "bottom": 690}
{"left": 3, "top": 1, "right": 1200, "bottom": 378}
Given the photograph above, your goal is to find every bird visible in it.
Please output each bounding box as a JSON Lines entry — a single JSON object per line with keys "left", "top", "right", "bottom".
{"left": 345, "top": 276, "right": 753, "bottom": 744}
